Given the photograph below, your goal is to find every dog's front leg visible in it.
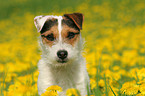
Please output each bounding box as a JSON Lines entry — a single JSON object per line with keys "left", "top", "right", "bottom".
{"left": 37, "top": 60, "right": 55, "bottom": 95}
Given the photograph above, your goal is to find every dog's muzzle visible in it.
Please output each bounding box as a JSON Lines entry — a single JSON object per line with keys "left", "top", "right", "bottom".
{"left": 57, "top": 50, "right": 68, "bottom": 63}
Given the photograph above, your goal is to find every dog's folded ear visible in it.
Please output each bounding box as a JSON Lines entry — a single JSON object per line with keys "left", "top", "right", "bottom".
{"left": 34, "top": 15, "right": 49, "bottom": 32}
{"left": 63, "top": 13, "right": 84, "bottom": 30}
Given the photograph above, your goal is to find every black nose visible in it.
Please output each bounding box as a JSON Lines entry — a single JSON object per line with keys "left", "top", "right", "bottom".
{"left": 57, "top": 50, "right": 68, "bottom": 60}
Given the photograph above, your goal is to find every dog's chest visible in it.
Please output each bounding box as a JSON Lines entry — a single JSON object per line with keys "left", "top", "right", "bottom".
{"left": 51, "top": 66, "right": 80, "bottom": 89}
{"left": 38, "top": 59, "right": 88, "bottom": 95}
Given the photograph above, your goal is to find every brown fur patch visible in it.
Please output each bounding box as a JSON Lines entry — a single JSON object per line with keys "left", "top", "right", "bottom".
{"left": 61, "top": 24, "right": 80, "bottom": 46}
{"left": 41, "top": 25, "right": 59, "bottom": 47}
{"left": 63, "top": 13, "right": 84, "bottom": 30}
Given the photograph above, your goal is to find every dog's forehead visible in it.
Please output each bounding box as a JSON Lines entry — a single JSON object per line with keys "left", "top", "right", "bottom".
{"left": 34, "top": 13, "right": 83, "bottom": 33}
{"left": 40, "top": 16, "right": 63, "bottom": 34}
{"left": 40, "top": 16, "right": 79, "bottom": 33}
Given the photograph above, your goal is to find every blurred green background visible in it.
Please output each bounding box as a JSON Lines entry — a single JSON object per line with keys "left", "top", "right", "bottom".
{"left": 1, "top": 0, "right": 145, "bottom": 49}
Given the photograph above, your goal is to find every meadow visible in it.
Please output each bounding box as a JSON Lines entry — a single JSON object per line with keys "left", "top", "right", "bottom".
{"left": 0, "top": 0, "right": 145, "bottom": 96}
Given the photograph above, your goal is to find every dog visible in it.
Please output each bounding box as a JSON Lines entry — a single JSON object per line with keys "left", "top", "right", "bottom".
{"left": 34, "top": 13, "right": 90, "bottom": 96}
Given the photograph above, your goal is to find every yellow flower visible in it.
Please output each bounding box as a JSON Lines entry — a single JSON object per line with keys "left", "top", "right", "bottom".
{"left": 137, "top": 68, "right": 145, "bottom": 80}
{"left": 41, "top": 91, "right": 58, "bottom": 96}
{"left": 112, "top": 66, "right": 120, "bottom": 71}
{"left": 41, "top": 85, "right": 62, "bottom": 96}
{"left": 90, "top": 78, "right": 97, "bottom": 89}
{"left": 101, "top": 69, "right": 121, "bottom": 81}
{"left": 130, "top": 68, "right": 145, "bottom": 81}
{"left": 112, "top": 53, "right": 121, "bottom": 61}
{"left": 121, "top": 81, "right": 139, "bottom": 95}
{"left": 98, "top": 79, "right": 105, "bottom": 88}
{"left": 66, "top": 88, "right": 80, "bottom": 96}
{"left": 139, "top": 84, "right": 145, "bottom": 95}
{"left": 46, "top": 85, "right": 62, "bottom": 92}
{"left": 7, "top": 81, "right": 35, "bottom": 96}
{"left": 0, "top": 83, "right": 6, "bottom": 88}
{"left": 0, "top": 64, "right": 4, "bottom": 72}
{"left": 88, "top": 67, "right": 97, "bottom": 77}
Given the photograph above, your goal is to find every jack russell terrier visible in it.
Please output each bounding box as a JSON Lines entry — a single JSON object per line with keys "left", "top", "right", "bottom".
{"left": 34, "top": 13, "right": 90, "bottom": 96}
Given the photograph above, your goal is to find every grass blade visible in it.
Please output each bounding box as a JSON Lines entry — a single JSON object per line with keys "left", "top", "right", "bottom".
{"left": 109, "top": 85, "right": 116, "bottom": 96}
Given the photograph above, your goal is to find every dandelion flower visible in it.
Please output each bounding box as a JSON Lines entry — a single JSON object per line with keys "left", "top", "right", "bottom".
{"left": 121, "top": 81, "right": 139, "bottom": 95}
{"left": 66, "top": 88, "right": 80, "bottom": 96}
{"left": 41, "top": 85, "right": 62, "bottom": 96}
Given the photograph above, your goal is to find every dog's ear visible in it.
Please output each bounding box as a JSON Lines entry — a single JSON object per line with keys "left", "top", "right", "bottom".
{"left": 63, "top": 13, "right": 84, "bottom": 30}
{"left": 34, "top": 15, "right": 49, "bottom": 32}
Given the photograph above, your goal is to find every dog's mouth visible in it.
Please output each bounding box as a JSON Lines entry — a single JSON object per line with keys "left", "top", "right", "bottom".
{"left": 57, "top": 59, "right": 68, "bottom": 63}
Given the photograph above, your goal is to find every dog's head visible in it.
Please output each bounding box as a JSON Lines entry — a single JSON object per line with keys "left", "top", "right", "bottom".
{"left": 34, "top": 13, "right": 84, "bottom": 66}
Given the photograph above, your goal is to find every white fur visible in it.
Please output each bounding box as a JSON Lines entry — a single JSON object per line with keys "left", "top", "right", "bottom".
{"left": 34, "top": 15, "right": 90, "bottom": 96}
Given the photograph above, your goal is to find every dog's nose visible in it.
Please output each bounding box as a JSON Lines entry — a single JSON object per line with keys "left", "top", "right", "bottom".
{"left": 57, "top": 50, "right": 68, "bottom": 60}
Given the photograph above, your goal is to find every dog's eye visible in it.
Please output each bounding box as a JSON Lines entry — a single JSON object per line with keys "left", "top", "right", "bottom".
{"left": 67, "top": 32, "right": 80, "bottom": 39}
{"left": 46, "top": 33, "right": 54, "bottom": 41}
{"left": 67, "top": 32, "right": 75, "bottom": 39}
